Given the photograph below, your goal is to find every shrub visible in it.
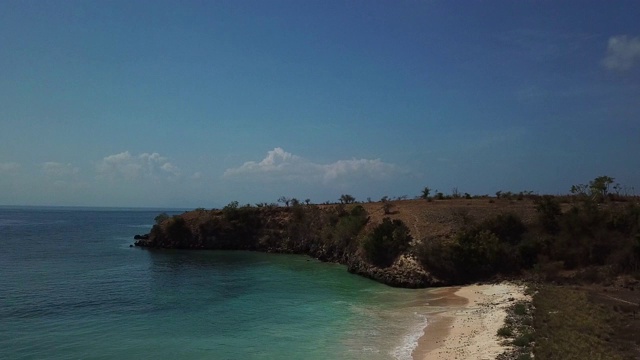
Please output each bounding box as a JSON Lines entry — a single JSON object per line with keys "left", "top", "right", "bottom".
{"left": 542, "top": 201, "right": 640, "bottom": 270}
{"left": 416, "top": 213, "right": 529, "bottom": 283}
{"left": 513, "top": 332, "right": 534, "bottom": 347}
{"left": 535, "top": 196, "right": 561, "bottom": 234}
{"left": 514, "top": 303, "right": 527, "bottom": 316}
{"left": 362, "top": 218, "right": 411, "bottom": 267}
{"left": 165, "top": 216, "right": 192, "bottom": 248}
{"left": 607, "top": 234, "right": 640, "bottom": 273}
{"left": 223, "top": 200, "right": 239, "bottom": 211}
{"left": 481, "top": 213, "right": 526, "bottom": 245}
{"left": 498, "top": 326, "right": 514, "bottom": 337}
{"left": 331, "top": 206, "right": 369, "bottom": 250}
{"left": 415, "top": 237, "right": 458, "bottom": 280}
{"left": 383, "top": 202, "right": 393, "bottom": 214}
{"left": 154, "top": 212, "right": 170, "bottom": 225}
{"left": 455, "top": 229, "right": 505, "bottom": 278}
{"left": 516, "top": 235, "right": 545, "bottom": 268}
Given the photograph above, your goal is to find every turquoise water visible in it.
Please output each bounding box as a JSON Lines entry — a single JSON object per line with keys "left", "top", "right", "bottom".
{"left": 0, "top": 208, "right": 436, "bottom": 359}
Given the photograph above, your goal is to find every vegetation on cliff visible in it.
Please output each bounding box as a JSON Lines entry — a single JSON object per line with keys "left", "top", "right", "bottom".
{"left": 136, "top": 176, "right": 640, "bottom": 288}
{"left": 416, "top": 197, "right": 639, "bottom": 284}
{"left": 138, "top": 201, "right": 433, "bottom": 287}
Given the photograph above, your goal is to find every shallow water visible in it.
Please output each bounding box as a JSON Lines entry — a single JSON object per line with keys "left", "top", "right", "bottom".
{"left": 0, "top": 207, "right": 438, "bottom": 359}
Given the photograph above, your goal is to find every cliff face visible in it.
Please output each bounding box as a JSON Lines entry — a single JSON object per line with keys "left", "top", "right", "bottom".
{"left": 134, "top": 205, "right": 442, "bottom": 288}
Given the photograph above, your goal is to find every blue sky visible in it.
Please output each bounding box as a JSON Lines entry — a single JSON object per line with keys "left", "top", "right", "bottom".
{"left": 1, "top": 0, "right": 639, "bottom": 207}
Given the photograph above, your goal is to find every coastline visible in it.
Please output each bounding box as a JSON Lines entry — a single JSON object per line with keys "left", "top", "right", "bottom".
{"left": 413, "top": 283, "right": 530, "bottom": 360}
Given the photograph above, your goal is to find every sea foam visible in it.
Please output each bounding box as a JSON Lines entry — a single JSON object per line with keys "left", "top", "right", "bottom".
{"left": 391, "top": 312, "right": 429, "bottom": 360}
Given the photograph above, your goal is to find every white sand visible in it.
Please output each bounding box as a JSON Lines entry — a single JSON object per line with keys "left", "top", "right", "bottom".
{"left": 414, "top": 283, "right": 530, "bottom": 360}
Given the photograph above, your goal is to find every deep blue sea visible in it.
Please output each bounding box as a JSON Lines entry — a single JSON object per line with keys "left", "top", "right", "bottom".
{"left": 0, "top": 207, "right": 438, "bottom": 360}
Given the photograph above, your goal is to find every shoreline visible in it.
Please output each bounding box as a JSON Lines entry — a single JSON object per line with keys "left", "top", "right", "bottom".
{"left": 412, "top": 283, "right": 530, "bottom": 360}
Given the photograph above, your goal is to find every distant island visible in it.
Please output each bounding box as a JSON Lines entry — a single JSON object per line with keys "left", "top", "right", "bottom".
{"left": 134, "top": 176, "right": 640, "bottom": 359}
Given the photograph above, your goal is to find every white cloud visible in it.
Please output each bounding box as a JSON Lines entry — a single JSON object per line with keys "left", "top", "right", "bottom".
{"left": 223, "top": 147, "right": 398, "bottom": 183}
{"left": 602, "top": 35, "right": 640, "bottom": 71}
{"left": 41, "top": 162, "right": 79, "bottom": 177}
{"left": 0, "top": 162, "right": 20, "bottom": 174}
{"left": 96, "top": 151, "right": 181, "bottom": 180}
{"left": 319, "top": 159, "right": 395, "bottom": 181}
{"left": 160, "top": 162, "right": 180, "bottom": 176}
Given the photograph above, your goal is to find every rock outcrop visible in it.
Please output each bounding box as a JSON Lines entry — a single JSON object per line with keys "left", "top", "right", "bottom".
{"left": 134, "top": 205, "right": 443, "bottom": 288}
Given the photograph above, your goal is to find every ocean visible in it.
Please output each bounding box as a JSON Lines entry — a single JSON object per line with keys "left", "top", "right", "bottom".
{"left": 0, "top": 207, "right": 439, "bottom": 360}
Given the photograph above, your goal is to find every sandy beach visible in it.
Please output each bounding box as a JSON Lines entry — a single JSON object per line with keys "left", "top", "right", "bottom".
{"left": 412, "top": 283, "right": 530, "bottom": 360}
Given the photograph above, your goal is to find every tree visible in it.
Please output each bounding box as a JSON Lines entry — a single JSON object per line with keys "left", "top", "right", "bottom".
{"left": 223, "top": 201, "right": 239, "bottom": 211}
{"left": 570, "top": 184, "right": 588, "bottom": 196}
{"left": 277, "top": 196, "right": 290, "bottom": 207}
{"left": 571, "top": 176, "right": 615, "bottom": 202}
{"left": 589, "top": 176, "right": 614, "bottom": 199}
{"left": 420, "top": 187, "right": 431, "bottom": 200}
{"left": 339, "top": 194, "right": 356, "bottom": 204}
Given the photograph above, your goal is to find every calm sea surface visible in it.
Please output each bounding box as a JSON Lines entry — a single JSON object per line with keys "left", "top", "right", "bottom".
{"left": 0, "top": 207, "right": 438, "bottom": 360}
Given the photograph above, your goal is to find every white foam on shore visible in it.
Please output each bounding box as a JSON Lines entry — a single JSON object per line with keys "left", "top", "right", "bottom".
{"left": 390, "top": 312, "right": 428, "bottom": 360}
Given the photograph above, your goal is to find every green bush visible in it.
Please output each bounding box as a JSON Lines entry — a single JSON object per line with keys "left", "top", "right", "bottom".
{"left": 331, "top": 205, "right": 369, "bottom": 250}
{"left": 517, "top": 235, "right": 545, "bottom": 268}
{"left": 417, "top": 212, "right": 528, "bottom": 282}
{"left": 542, "top": 201, "right": 640, "bottom": 271}
{"left": 481, "top": 213, "right": 526, "bottom": 245}
{"left": 362, "top": 218, "right": 411, "bottom": 267}
{"left": 415, "top": 237, "right": 458, "bottom": 279}
{"left": 514, "top": 303, "right": 527, "bottom": 315}
{"left": 498, "top": 326, "right": 514, "bottom": 337}
{"left": 535, "top": 196, "right": 561, "bottom": 234}
{"left": 456, "top": 229, "right": 507, "bottom": 277}
{"left": 154, "top": 212, "right": 170, "bottom": 225}
{"left": 513, "top": 332, "right": 534, "bottom": 347}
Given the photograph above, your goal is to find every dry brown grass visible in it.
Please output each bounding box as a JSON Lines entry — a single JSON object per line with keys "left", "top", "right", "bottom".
{"left": 351, "top": 198, "right": 540, "bottom": 242}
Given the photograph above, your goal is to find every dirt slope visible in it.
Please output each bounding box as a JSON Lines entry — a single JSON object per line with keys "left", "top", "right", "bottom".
{"left": 354, "top": 198, "right": 540, "bottom": 242}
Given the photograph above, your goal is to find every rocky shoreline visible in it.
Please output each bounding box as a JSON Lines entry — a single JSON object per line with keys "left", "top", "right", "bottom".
{"left": 133, "top": 205, "right": 443, "bottom": 288}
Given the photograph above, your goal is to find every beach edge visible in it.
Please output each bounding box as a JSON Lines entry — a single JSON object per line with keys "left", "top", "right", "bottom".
{"left": 413, "top": 282, "right": 530, "bottom": 360}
